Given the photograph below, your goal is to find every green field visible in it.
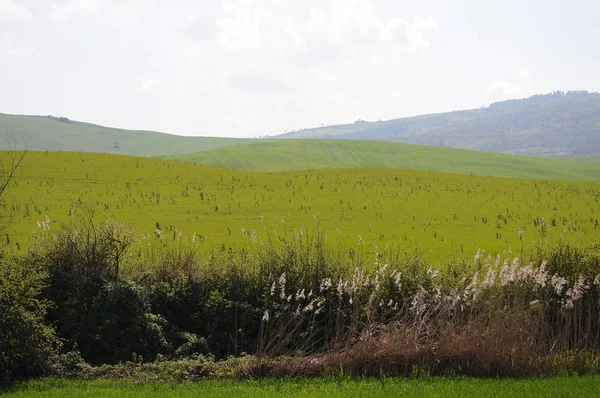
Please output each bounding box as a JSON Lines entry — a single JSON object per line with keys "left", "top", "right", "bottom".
{"left": 5, "top": 151, "right": 600, "bottom": 263}
{"left": 4, "top": 376, "right": 600, "bottom": 397}
{"left": 0, "top": 113, "right": 255, "bottom": 156}
{"left": 164, "top": 140, "right": 600, "bottom": 179}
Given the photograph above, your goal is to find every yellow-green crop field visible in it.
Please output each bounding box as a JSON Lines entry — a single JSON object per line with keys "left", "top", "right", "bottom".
{"left": 5, "top": 151, "right": 600, "bottom": 263}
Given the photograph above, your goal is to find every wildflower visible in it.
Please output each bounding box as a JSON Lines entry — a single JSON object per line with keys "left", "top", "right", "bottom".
{"left": 445, "top": 288, "right": 461, "bottom": 309}
{"left": 517, "top": 263, "right": 534, "bottom": 281}
{"left": 469, "top": 271, "right": 479, "bottom": 289}
{"left": 535, "top": 261, "right": 548, "bottom": 288}
{"left": 302, "top": 301, "right": 314, "bottom": 313}
{"left": 315, "top": 301, "right": 324, "bottom": 315}
{"left": 262, "top": 310, "right": 270, "bottom": 322}
{"left": 551, "top": 275, "right": 568, "bottom": 295}
{"left": 270, "top": 281, "right": 276, "bottom": 296}
{"left": 378, "top": 263, "right": 389, "bottom": 276}
{"left": 337, "top": 277, "right": 344, "bottom": 298}
{"left": 320, "top": 278, "right": 332, "bottom": 292}
{"left": 388, "top": 299, "right": 394, "bottom": 307}
{"left": 427, "top": 268, "right": 439, "bottom": 279}
{"left": 474, "top": 249, "right": 482, "bottom": 264}
{"left": 392, "top": 271, "right": 402, "bottom": 288}
{"left": 279, "top": 273, "right": 287, "bottom": 299}
{"left": 483, "top": 267, "right": 496, "bottom": 288}
{"left": 410, "top": 287, "right": 428, "bottom": 315}
{"left": 572, "top": 275, "right": 588, "bottom": 301}
{"left": 465, "top": 272, "right": 480, "bottom": 301}
{"left": 241, "top": 227, "right": 248, "bottom": 236}
{"left": 499, "top": 259, "right": 511, "bottom": 285}
{"left": 593, "top": 273, "right": 600, "bottom": 286}
{"left": 295, "top": 289, "right": 305, "bottom": 301}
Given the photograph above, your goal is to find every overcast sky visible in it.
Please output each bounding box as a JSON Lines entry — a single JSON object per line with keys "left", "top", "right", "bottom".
{"left": 1, "top": 0, "right": 599, "bottom": 137}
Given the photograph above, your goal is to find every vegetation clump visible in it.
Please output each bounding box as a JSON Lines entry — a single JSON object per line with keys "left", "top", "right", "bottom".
{"left": 1, "top": 219, "right": 600, "bottom": 382}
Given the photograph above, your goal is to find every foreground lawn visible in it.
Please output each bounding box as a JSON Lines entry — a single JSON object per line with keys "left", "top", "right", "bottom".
{"left": 4, "top": 376, "right": 600, "bottom": 397}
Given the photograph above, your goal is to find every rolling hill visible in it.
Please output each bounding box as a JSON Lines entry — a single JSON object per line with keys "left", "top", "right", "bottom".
{"left": 163, "top": 140, "right": 600, "bottom": 180}
{"left": 0, "top": 113, "right": 256, "bottom": 157}
{"left": 6, "top": 151, "right": 600, "bottom": 261}
{"left": 277, "top": 91, "right": 600, "bottom": 157}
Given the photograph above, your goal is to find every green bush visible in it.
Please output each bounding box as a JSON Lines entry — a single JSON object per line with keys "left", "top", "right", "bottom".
{"left": 0, "top": 257, "right": 57, "bottom": 380}
{"left": 26, "top": 221, "right": 168, "bottom": 365}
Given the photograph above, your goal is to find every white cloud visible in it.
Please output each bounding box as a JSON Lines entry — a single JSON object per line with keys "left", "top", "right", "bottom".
{"left": 0, "top": 0, "right": 31, "bottom": 21}
{"left": 214, "top": 1, "right": 438, "bottom": 56}
{"left": 0, "top": 36, "right": 36, "bottom": 59}
{"left": 228, "top": 69, "right": 293, "bottom": 95}
{"left": 49, "top": 0, "right": 144, "bottom": 24}
{"left": 139, "top": 76, "right": 160, "bottom": 92}
{"left": 50, "top": 0, "right": 99, "bottom": 22}
{"left": 385, "top": 16, "right": 439, "bottom": 49}
{"left": 484, "top": 70, "right": 535, "bottom": 105}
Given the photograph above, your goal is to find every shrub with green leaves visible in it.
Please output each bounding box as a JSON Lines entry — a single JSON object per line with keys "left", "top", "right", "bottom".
{"left": 25, "top": 220, "right": 167, "bottom": 365}
{"left": 0, "top": 256, "right": 57, "bottom": 380}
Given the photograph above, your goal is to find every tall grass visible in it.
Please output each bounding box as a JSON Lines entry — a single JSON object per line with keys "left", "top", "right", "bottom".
{"left": 2, "top": 219, "right": 600, "bottom": 379}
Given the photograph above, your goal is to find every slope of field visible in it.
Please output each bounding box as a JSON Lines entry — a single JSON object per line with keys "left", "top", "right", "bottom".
{"left": 5, "top": 151, "right": 599, "bottom": 263}
{"left": 0, "top": 113, "right": 255, "bottom": 156}
{"left": 278, "top": 91, "right": 600, "bottom": 157}
{"left": 164, "top": 140, "right": 600, "bottom": 180}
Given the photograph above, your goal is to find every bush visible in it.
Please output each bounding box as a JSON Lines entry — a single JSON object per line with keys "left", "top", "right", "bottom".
{"left": 0, "top": 257, "right": 57, "bottom": 380}
{"left": 26, "top": 220, "right": 167, "bottom": 365}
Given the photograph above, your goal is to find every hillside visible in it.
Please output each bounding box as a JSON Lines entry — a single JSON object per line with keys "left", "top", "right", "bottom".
{"left": 0, "top": 113, "right": 255, "bottom": 157}
{"left": 6, "top": 151, "right": 600, "bottom": 262}
{"left": 277, "top": 91, "right": 600, "bottom": 157}
{"left": 163, "top": 140, "right": 600, "bottom": 180}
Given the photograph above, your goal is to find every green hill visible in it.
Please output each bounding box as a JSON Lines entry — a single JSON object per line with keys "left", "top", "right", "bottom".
{"left": 6, "top": 151, "right": 600, "bottom": 262}
{"left": 163, "top": 140, "right": 600, "bottom": 180}
{"left": 0, "top": 113, "right": 256, "bottom": 157}
{"left": 277, "top": 91, "right": 600, "bottom": 157}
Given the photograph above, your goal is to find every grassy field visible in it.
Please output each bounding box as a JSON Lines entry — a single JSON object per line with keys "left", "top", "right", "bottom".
{"left": 4, "top": 376, "right": 600, "bottom": 397}
{"left": 164, "top": 140, "right": 600, "bottom": 179}
{"left": 5, "top": 151, "right": 600, "bottom": 263}
{"left": 0, "top": 112, "right": 255, "bottom": 157}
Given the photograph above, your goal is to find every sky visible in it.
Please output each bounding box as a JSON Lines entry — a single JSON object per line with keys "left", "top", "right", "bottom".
{"left": 1, "top": 0, "right": 599, "bottom": 138}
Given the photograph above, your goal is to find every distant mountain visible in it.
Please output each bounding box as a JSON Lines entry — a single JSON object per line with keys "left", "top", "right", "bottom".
{"left": 0, "top": 113, "right": 255, "bottom": 157}
{"left": 277, "top": 91, "right": 600, "bottom": 157}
